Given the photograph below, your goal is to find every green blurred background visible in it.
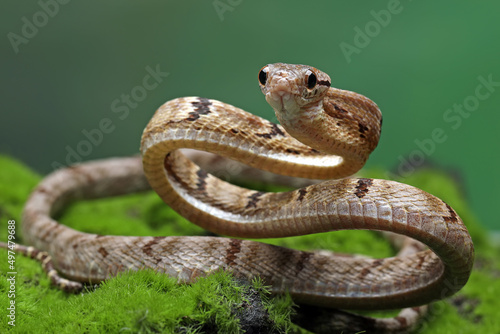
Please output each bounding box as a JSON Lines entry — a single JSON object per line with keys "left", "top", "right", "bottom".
{"left": 1, "top": 1, "right": 499, "bottom": 231}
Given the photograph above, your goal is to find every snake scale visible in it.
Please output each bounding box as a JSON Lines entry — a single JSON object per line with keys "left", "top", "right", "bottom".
{"left": 10, "top": 63, "right": 474, "bottom": 332}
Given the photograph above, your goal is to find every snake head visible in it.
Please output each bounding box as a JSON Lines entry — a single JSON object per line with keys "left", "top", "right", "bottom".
{"left": 258, "top": 63, "right": 331, "bottom": 118}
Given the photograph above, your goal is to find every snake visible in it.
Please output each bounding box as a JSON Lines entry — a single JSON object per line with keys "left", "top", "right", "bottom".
{"left": 7, "top": 63, "right": 474, "bottom": 333}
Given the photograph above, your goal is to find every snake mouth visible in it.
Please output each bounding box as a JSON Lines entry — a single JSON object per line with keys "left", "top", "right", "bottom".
{"left": 266, "top": 93, "right": 285, "bottom": 110}
{"left": 266, "top": 91, "right": 300, "bottom": 117}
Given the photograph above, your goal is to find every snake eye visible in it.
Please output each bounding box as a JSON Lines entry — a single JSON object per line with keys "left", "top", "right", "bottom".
{"left": 305, "top": 70, "right": 317, "bottom": 90}
{"left": 258, "top": 67, "right": 268, "bottom": 86}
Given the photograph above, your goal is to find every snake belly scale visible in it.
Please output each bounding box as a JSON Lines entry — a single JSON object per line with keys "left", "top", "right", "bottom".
{"left": 18, "top": 63, "right": 473, "bottom": 328}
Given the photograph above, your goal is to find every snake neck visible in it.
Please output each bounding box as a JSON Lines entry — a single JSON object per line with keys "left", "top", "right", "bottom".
{"left": 274, "top": 91, "right": 380, "bottom": 163}
{"left": 274, "top": 99, "right": 328, "bottom": 150}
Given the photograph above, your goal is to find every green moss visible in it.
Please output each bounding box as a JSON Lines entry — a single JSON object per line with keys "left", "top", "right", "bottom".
{"left": 0, "top": 155, "right": 498, "bottom": 333}
{"left": 0, "top": 155, "right": 39, "bottom": 242}
{"left": 60, "top": 192, "right": 206, "bottom": 238}
{"left": 0, "top": 265, "right": 292, "bottom": 333}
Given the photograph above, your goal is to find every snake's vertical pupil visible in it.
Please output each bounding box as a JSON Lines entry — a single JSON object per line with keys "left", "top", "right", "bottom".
{"left": 258, "top": 68, "right": 268, "bottom": 85}
{"left": 306, "top": 70, "right": 317, "bottom": 89}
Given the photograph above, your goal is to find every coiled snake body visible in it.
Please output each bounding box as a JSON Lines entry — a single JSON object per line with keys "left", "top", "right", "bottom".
{"left": 14, "top": 63, "right": 474, "bottom": 332}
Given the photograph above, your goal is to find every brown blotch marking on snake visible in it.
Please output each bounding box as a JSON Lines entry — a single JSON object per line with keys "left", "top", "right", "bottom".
{"left": 317, "top": 80, "right": 331, "bottom": 87}
{"left": 64, "top": 234, "right": 82, "bottom": 250}
{"left": 297, "top": 188, "right": 307, "bottom": 202}
{"left": 415, "top": 254, "right": 426, "bottom": 270}
{"left": 358, "top": 122, "right": 369, "bottom": 139}
{"left": 295, "top": 251, "right": 312, "bottom": 275}
{"left": 195, "top": 169, "right": 209, "bottom": 191}
{"left": 333, "top": 103, "right": 349, "bottom": 114}
{"left": 230, "top": 128, "right": 239, "bottom": 134}
{"left": 310, "top": 148, "right": 320, "bottom": 154}
{"left": 395, "top": 316, "right": 408, "bottom": 328}
{"left": 256, "top": 122, "right": 285, "bottom": 139}
{"left": 98, "top": 247, "right": 108, "bottom": 258}
{"left": 443, "top": 202, "right": 459, "bottom": 224}
{"left": 245, "top": 191, "right": 265, "bottom": 209}
{"left": 187, "top": 97, "right": 212, "bottom": 121}
{"left": 164, "top": 154, "right": 191, "bottom": 190}
{"left": 354, "top": 178, "right": 373, "bottom": 198}
{"left": 25, "top": 246, "right": 42, "bottom": 259}
{"left": 358, "top": 123, "right": 368, "bottom": 132}
{"left": 272, "top": 247, "right": 312, "bottom": 276}
{"left": 163, "top": 155, "right": 229, "bottom": 212}
{"left": 35, "top": 186, "right": 50, "bottom": 194}
{"left": 358, "top": 267, "right": 372, "bottom": 279}
{"left": 358, "top": 258, "right": 383, "bottom": 279}
{"left": 225, "top": 239, "right": 242, "bottom": 267}
{"left": 324, "top": 100, "right": 354, "bottom": 121}
{"left": 142, "top": 236, "right": 166, "bottom": 257}
{"left": 40, "top": 224, "right": 60, "bottom": 242}
{"left": 286, "top": 148, "right": 301, "bottom": 154}
{"left": 378, "top": 116, "right": 383, "bottom": 136}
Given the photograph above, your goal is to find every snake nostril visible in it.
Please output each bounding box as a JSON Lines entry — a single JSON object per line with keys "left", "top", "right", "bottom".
{"left": 272, "top": 80, "right": 292, "bottom": 99}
